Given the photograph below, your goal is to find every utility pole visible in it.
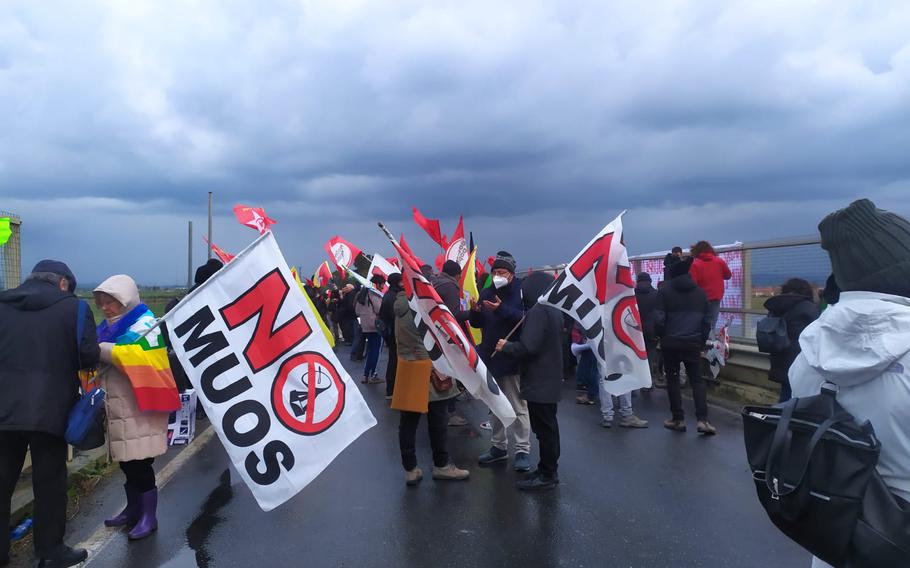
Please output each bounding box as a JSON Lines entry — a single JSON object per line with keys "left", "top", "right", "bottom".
{"left": 187, "top": 220, "right": 193, "bottom": 289}
{"left": 207, "top": 192, "right": 213, "bottom": 260}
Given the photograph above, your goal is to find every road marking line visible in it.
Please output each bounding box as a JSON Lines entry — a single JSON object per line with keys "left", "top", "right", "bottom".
{"left": 80, "top": 426, "right": 216, "bottom": 565}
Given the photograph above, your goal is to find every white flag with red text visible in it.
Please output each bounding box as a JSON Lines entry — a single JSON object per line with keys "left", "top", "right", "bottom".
{"left": 539, "top": 212, "right": 652, "bottom": 395}
{"left": 384, "top": 230, "right": 516, "bottom": 427}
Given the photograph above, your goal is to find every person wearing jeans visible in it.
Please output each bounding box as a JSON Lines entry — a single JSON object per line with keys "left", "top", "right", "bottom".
{"left": 655, "top": 257, "right": 717, "bottom": 435}
{"left": 598, "top": 388, "right": 649, "bottom": 429}
{"left": 355, "top": 275, "right": 385, "bottom": 383}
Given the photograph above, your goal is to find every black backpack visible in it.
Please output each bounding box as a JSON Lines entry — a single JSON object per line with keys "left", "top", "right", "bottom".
{"left": 743, "top": 384, "right": 910, "bottom": 567}
{"left": 756, "top": 315, "right": 790, "bottom": 353}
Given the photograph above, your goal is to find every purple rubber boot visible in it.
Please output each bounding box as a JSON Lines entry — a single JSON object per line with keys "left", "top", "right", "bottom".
{"left": 127, "top": 488, "right": 158, "bottom": 540}
{"left": 105, "top": 484, "right": 139, "bottom": 528}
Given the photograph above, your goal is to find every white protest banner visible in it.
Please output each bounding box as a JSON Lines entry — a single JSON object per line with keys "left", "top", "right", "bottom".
{"left": 165, "top": 232, "right": 376, "bottom": 511}
{"left": 379, "top": 223, "right": 516, "bottom": 427}
{"left": 539, "top": 212, "right": 652, "bottom": 395}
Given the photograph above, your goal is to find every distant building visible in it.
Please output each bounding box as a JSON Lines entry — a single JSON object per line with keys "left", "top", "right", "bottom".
{"left": 0, "top": 211, "right": 22, "bottom": 291}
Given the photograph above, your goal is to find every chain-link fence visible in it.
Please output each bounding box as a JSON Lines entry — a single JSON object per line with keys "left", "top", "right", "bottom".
{"left": 630, "top": 236, "right": 831, "bottom": 343}
{"left": 0, "top": 211, "right": 21, "bottom": 291}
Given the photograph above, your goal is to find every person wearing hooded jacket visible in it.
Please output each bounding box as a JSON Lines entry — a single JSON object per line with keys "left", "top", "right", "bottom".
{"left": 689, "top": 240, "right": 732, "bottom": 334}
{"left": 655, "top": 258, "right": 717, "bottom": 435}
{"left": 468, "top": 251, "right": 531, "bottom": 472}
{"left": 789, "top": 199, "right": 910, "bottom": 568}
{"left": 0, "top": 261, "right": 99, "bottom": 568}
{"left": 93, "top": 275, "right": 178, "bottom": 542}
{"left": 355, "top": 274, "right": 384, "bottom": 384}
{"left": 496, "top": 272, "right": 564, "bottom": 491}
{"left": 763, "top": 278, "right": 820, "bottom": 402}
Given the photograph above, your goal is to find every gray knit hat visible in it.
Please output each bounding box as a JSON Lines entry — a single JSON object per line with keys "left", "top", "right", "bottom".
{"left": 818, "top": 199, "right": 910, "bottom": 297}
{"left": 491, "top": 251, "right": 516, "bottom": 273}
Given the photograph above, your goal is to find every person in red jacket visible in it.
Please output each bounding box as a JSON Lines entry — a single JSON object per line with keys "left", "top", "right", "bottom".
{"left": 688, "top": 241, "right": 732, "bottom": 336}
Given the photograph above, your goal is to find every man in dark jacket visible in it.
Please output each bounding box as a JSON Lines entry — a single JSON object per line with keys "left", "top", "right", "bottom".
{"left": 655, "top": 258, "right": 716, "bottom": 435}
{"left": 468, "top": 251, "right": 530, "bottom": 471}
{"left": 635, "top": 272, "right": 662, "bottom": 386}
{"left": 763, "top": 278, "right": 820, "bottom": 402}
{"left": 663, "top": 246, "right": 683, "bottom": 282}
{"left": 380, "top": 273, "right": 403, "bottom": 399}
{"left": 0, "top": 261, "right": 100, "bottom": 568}
{"left": 497, "top": 272, "right": 564, "bottom": 490}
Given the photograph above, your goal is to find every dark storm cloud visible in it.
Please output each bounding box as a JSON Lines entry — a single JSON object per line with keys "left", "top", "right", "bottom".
{"left": 3, "top": 1, "right": 910, "bottom": 283}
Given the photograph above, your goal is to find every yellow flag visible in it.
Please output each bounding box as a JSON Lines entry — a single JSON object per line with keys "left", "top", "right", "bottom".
{"left": 291, "top": 267, "right": 336, "bottom": 348}
{"left": 459, "top": 248, "right": 483, "bottom": 345}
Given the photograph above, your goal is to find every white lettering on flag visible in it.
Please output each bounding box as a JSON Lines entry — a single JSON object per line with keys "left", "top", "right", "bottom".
{"left": 538, "top": 212, "right": 652, "bottom": 395}
{"left": 166, "top": 232, "right": 376, "bottom": 512}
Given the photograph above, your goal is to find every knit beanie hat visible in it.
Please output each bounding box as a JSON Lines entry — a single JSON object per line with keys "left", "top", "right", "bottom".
{"left": 818, "top": 199, "right": 910, "bottom": 297}
{"left": 442, "top": 260, "right": 462, "bottom": 278}
{"left": 667, "top": 257, "right": 693, "bottom": 280}
{"left": 491, "top": 251, "right": 516, "bottom": 273}
{"left": 636, "top": 272, "right": 652, "bottom": 283}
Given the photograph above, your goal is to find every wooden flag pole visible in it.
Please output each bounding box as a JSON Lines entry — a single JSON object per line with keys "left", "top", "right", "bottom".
{"left": 491, "top": 316, "right": 525, "bottom": 358}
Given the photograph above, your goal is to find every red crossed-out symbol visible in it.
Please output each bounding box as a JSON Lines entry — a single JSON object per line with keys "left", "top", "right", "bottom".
{"left": 271, "top": 352, "right": 346, "bottom": 436}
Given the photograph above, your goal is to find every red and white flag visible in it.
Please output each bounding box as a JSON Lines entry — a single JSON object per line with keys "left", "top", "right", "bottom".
{"left": 444, "top": 216, "right": 470, "bottom": 269}
{"left": 324, "top": 236, "right": 362, "bottom": 270}
{"left": 233, "top": 204, "right": 277, "bottom": 234}
{"left": 538, "top": 212, "right": 652, "bottom": 395}
{"left": 380, "top": 225, "right": 516, "bottom": 427}
{"left": 203, "top": 236, "right": 236, "bottom": 264}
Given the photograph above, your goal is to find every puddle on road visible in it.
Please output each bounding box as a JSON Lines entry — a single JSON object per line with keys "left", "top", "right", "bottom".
{"left": 161, "top": 468, "right": 234, "bottom": 568}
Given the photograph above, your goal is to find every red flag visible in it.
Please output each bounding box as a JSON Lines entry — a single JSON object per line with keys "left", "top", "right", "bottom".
{"left": 399, "top": 234, "right": 425, "bottom": 266}
{"left": 202, "top": 236, "right": 236, "bottom": 263}
{"left": 324, "top": 236, "right": 362, "bottom": 269}
{"left": 314, "top": 261, "right": 333, "bottom": 287}
{"left": 233, "top": 204, "right": 277, "bottom": 234}
{"left": 412, "top": 207, "right": 447, "bottom": 249}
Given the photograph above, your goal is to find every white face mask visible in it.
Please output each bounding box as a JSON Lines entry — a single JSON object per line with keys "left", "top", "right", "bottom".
{"left": 492, "top": 275, "right": 510, "bottom": 289}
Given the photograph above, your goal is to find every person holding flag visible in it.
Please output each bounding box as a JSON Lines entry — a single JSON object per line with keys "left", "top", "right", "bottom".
{"left": 469, "top": 251, "right": 532, "bottom": 472}
{"left": 495, "top": 272, "right": 565, "bottom": 491}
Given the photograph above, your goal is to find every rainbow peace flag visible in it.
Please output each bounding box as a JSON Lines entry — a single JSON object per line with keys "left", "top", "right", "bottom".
{"left": 107, "top": 311, "right": 181, "bottom": 413}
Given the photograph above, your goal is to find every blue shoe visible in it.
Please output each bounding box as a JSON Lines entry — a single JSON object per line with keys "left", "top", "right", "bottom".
{"left": 478, "top": 446, "right": 508, "bottom": 465}
{"left": 514, "top": 452, "right": 531, "bottom": 472}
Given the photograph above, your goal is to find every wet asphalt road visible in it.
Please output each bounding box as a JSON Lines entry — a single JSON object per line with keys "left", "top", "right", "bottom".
{"left": 68, "top": 346, "right": 808, "bottom": 568}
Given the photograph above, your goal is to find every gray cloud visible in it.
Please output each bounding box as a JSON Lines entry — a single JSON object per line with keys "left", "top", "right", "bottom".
{"left": 2, "top": 1, "right": 910, "bottom": 284}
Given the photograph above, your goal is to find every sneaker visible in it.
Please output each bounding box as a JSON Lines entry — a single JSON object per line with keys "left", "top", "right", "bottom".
{"left": 513, "top": 452, "right": 531, "bottom": 472}
{"left": 697, "top": 421, "right": 717, "bottom": 435}
{"left": 599, "top": 418, "right": 613, "bottom": 428}
{"left": 575, "top": 394, "right": 596, "bottom": 405}
{"left": 619, "top": 415, "right": 649, "bottom": 428}
{"left": 368, "top": 377, "right": 384, "bottom": 384}
{"left": 447, "top": 415, "right": 468, "bottom": 427}
{"left": 384, "top": 395, "right": 393, "bottom": 400}
{"left": 479, "top": 421, "right": 493, "bottom": 431}
{"left": 663, "top": 418, "right": 687, "bottom": 432}
{"left": 432, "top": 463, "right": 470, "bottom": 481}
{"left": 653, "top": 376, "right": 667, "bottom": 389}
{"left": 405, "top": 467, "right": 423, "bottom": 486}
{"left": 361, "top": 377, "right": 369, "bottom": 384}
{"left": 478, "top": 446, "right": 508, "bottom": 465}
{"left": 35, "top": 545, "right": 88, "bottom": 568}
{"left": 517, "top": 472, "right": 559, "bottom": 491}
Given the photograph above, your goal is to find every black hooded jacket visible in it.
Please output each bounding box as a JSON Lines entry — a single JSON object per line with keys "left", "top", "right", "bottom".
{"left": 501, "top": 272, "right": 564, "bottom": 403}
{"left": 655, "top": 273, "right": 711, "bottom": 350}
{"left": 635, "top": 281, "right": 659, "bottom": 344}
{"left": 0, "top": 279, "right": 100, "bottom": 436}
{"left": 763, "top": 293, "right": 820, "bottom": 384}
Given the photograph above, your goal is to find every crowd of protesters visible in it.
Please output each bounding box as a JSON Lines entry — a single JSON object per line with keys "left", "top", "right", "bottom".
{"left": 4, "top": 198, "right": 910, "bottom": 567}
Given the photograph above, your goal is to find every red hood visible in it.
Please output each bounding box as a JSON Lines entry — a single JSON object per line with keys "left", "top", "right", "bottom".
{"left": 697, "top": 252, "right": 716, "bottom": 261}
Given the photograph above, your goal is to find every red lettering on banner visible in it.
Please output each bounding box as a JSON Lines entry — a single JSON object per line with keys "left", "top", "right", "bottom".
{"left": 428, "top": 306, "right": 479, "bottom": 371}
{"left": 569, "top": 233, "right": 614, "bottom": 303}
{"left": 220, "top": 268, "right": 313, "bottom": 373}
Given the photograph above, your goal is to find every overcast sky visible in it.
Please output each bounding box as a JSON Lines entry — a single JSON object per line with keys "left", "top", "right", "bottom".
{"left": 3, "top": 1, "right": 910, "bottom": 285}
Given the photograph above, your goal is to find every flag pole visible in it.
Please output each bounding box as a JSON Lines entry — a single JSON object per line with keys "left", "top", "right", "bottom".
{"left": 491, "top": 316, "right": 525, "bottom": 358}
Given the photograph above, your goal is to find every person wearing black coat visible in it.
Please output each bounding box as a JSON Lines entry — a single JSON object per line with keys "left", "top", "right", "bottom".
{"left": 634, "top": 273, "right": 661, "bottom": 384}
{"left": 380, "top": 273, "right": 403, "bottom": 398}
{"left": 654, "top": 258, "right": 716, "bottom": 435}
{"left": 663, "top": 246, "right": 683, "bottom": 282}
{"left": 497, "top": 272, "right": 563, "bottom": 491}
{"left": 763, "top": 278, "right": 820, "bottom": 402}
{"left": 0, "top": 261, "right": 100, "bottom": 568}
